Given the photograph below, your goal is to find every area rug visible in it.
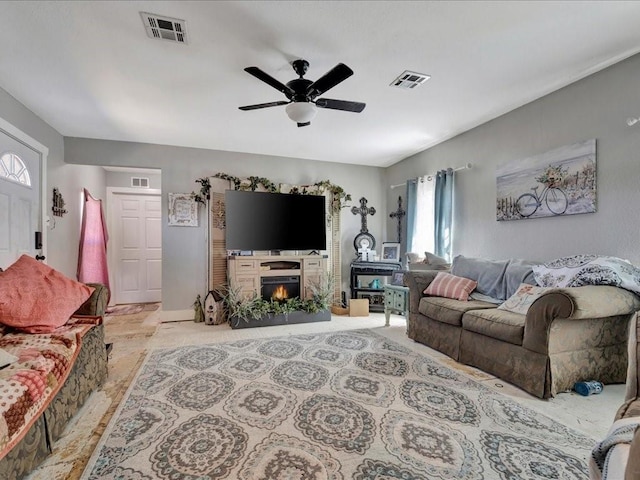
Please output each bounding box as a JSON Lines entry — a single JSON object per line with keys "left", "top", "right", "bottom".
{"left": 81, "top": 329, "right": 596, "bottom": 479}
{"left": 106, "top": 303, "right": 160, "bottom": 317}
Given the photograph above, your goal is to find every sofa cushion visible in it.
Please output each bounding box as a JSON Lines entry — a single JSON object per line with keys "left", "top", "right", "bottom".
{"left": 419, "top": 297, "right": 496, "bottom": 326}
{"left": 462, "top": 308, "right": 526, "bottom": 346}
{"left": 424, "top": 272, "right": 477, "bottom": 301}
{"left": 0, "top": 255, "right": 94, "bottom": 333}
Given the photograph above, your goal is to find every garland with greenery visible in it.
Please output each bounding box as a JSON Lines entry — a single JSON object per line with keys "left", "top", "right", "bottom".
{"left": 192, "top": 173, "right": 351, "bottom": 213}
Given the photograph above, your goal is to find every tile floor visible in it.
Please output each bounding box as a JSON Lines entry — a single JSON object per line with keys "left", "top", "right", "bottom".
{"left": 25, "top": 309, "right": 623, "bottom": 479}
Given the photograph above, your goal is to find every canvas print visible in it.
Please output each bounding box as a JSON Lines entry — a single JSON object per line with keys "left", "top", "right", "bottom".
{"left": 496, "top": 139, "right": 596, "bottom": 221}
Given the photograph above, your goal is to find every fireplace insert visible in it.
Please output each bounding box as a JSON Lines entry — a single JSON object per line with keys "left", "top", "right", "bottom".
{"left": 261, "top": 276, "right": 301, "bottom": 301}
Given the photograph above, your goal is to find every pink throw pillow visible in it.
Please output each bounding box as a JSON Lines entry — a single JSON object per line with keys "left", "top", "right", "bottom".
{"left": 423, "top": 272, "right": 477, "bottom": 301}
{"left": 0, "top": 255, "right": 94, "bottom": 333}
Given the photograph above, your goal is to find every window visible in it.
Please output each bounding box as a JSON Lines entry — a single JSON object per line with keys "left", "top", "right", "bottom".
{"left": 0, "top": 152, "right": 31, "bottom": 187}
{"left": 409, "top": 176, "right": 435, "bottom": 254}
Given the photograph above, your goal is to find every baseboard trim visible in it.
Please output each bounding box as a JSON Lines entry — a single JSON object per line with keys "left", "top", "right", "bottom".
{"left": 159, "top": 309, "right": 193, "bottom": 323}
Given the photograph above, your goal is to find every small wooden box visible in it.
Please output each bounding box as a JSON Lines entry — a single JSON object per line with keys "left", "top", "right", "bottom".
{"left": 349, "top": 299, "right": 369, "bottom": 317}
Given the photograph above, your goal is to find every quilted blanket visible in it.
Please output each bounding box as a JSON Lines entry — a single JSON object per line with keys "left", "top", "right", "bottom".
{"left": 0, "top": 316, "right": 101, "bottom": 459}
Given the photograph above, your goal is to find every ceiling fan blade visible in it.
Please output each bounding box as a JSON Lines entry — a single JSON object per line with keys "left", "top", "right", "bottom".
{"left": 239, "top": 101, "right": 290, "bottom": 111}
{"left": 244, "top": 67, "right": 295, "bottom": 98}
{"left": 315, "top": 98, "right": 366, "bottom": 113}
{"left": 307, "top": 63, "right": 354, "bottom": 98}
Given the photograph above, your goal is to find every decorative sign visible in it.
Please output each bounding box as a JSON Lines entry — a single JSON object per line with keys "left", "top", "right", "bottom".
{"left": 168, "top": 193, "right": 198, "bottom": 226}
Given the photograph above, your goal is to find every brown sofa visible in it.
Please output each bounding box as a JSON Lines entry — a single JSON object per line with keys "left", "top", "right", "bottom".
{"left": 590, "top": 313, "right": 640, "bottom": 479}
{"left": 405, "top": 270, "right": 640, "bottom": 398}
{"left": 0, "top": 283, "right": 109, "bottom": 479}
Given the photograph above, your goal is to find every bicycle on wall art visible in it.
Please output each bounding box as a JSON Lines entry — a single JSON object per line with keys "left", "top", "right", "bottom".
{"left": 495, "top": 139, "right": 596, "bottom": 221}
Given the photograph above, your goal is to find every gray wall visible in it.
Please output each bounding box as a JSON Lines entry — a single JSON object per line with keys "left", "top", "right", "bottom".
{"left": 386, "top": 52, "right": 640, "bottom": 266}
{"left": 65, "top": 138, "right": 386, "bottom": 311}
{"left": 106, "top": 170, "right": 161, "bottom": 189}
{"left": 0, "top": 87, "right": 105, "bottom": 277}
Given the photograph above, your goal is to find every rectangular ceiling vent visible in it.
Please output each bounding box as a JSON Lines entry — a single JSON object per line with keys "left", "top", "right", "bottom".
{"left": 390, "top": 71, "right": 431, "bottom": 89}
{"left": 140, "top": 12, "right": 187, "bottom": 44}
{"left": 131, "top": 177, "right": 150, "bottom": 188}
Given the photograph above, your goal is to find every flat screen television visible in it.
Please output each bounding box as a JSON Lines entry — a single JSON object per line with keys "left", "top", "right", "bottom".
{"left": 225, "top": 190, "right": 326, "bottom": 252}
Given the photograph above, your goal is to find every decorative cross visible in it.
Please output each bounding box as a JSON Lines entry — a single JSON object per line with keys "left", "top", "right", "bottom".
{"left": 389, "top": 196, "right": 406, "bottom": 243}
{"left": 351, "top": 197, "right": 376, "bottom": 233}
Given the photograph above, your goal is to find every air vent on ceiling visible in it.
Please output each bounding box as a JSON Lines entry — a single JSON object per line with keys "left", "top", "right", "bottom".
{"left": 131, "top": 177, "right": 150, "bottom": 188}
{"left": 390, "top": 70, "right": 431, "bottom": 89}
{"left": 140, "top": 12, "right": 187, "bottom": 44}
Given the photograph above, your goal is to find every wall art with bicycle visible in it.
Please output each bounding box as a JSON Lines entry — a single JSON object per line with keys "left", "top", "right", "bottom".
{"left": 496, "top": 139, "right": 596, "bottom": 221}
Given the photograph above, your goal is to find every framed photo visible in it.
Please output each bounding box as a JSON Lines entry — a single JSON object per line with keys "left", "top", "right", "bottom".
{"left": 391, "top": 271, "right": 405, "bottom": 286}
{"left": 168, "top": 193, "right": 198, "bottom": 226}
{"left": 382, "top": 242, "right": 400, "bottom": 262}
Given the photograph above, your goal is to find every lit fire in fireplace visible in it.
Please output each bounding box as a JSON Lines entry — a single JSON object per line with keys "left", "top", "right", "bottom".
{"left": 272, "top": 284, "right": 289, "bottom": 301}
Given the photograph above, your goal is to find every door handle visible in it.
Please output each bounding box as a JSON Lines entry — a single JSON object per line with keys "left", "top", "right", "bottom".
{"left": 35, "top": 254, "right": 46, "bottom": 261}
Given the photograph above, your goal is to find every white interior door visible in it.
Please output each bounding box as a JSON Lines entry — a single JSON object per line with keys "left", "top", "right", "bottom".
{"left": 111, "top": 191, "right": 162, "bottom": 304}
{"left": 0, "top": 128, "right": 42, "bottom": 269}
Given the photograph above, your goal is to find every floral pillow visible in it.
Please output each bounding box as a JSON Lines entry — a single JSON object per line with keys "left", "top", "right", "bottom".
{"left": 533, "top": 255, "right": 640, "bottom": 294}
{"left": 424, "top": 272, "right": 477, "bottom": 301}
{"left": 498, "top": 283, "right": 558, "bottom": 315}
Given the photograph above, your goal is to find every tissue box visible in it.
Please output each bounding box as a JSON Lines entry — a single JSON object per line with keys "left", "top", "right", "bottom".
{"left": 349, "top": 299, "right": 369, "bottom": 317}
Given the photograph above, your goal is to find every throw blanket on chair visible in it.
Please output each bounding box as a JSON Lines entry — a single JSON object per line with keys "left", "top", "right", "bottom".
{"left": 0, "top": 317, "right": 100, "bottom": 459}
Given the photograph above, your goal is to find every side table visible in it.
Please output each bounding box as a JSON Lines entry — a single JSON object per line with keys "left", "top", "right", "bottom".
{"left": 384, "top": 284, "right": 409, "bottom": 326}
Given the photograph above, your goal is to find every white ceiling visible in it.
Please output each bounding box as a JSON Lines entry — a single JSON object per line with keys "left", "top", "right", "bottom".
{"left": 1, "top": 1, "right": 640, "bottom": 167}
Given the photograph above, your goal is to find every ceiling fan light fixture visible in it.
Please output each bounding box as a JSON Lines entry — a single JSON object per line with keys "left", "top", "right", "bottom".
{"left": 285, "top": 102, "right": 317, "bottom": 124}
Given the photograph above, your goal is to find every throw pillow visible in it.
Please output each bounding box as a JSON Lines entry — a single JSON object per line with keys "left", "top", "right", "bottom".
{"left": 424, "top": 272, "right": 477, "bottom": 301}
{"left": 424, "top": 252, "right": 449, "bottom": 265}
{"left": 533, "top": 255, "right": 640, "bottom": 294}
{"left": 406, "top": 252, "right": 423, "bottom": 264}
{"left": 498, "top": 283, "right": 558, "bottom": 315}
{"left": 0, "top": 348, "right": 18, "bottom": 368}
{"left": 0, "top": 255, "right": 95, "bottom": 333}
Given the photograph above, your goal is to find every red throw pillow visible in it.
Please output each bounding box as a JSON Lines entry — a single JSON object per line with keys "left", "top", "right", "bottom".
{"left": 0, "top": 255, "right": 95, "bottom": 333}
{"left": 423, "top": 271, "right": 477, "bottom": 301}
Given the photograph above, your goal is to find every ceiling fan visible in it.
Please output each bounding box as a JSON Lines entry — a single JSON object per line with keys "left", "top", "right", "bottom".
{"left": 239, "top": 59, "right": 366, "bottom": 127}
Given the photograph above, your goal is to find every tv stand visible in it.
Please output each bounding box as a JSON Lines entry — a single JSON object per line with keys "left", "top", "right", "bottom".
{"left": 228, "top": 254, "right": 327, "bottom": 301}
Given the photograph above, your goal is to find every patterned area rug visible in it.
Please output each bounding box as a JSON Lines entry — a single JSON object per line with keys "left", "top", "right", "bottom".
{"left": 81, "top": 329, "right": 596, "bottom": 479}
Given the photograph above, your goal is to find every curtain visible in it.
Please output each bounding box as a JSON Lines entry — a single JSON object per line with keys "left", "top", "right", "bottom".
{"left": 406, "top": 176, "right": 435, "bottom": 258}
{"left": 405, "top": 179, "right": 417, "bottom": 253}
{"left": 77, "top": 189, "right": 110, "bottom": 301}
{"left": 414, "top": 176, "right": 435, "bottom": 255}
{"left": 434, "top": 168, "right": 454, "bottom": 261}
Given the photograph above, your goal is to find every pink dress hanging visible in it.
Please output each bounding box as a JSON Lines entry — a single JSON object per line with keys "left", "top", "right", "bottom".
{"left": 77, "top": 189, "right": 110, "bottom": 302}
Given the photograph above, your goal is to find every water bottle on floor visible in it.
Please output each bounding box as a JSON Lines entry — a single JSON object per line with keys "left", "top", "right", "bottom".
{"left": 573, "top": 380, "right": 603, "bottom": 396}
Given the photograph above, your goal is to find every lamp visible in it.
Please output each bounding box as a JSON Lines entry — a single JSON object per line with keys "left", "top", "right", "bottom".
{"left": 627, "top": 117, "right": 639, "bottom": 127}
{"left": 285, "top": 102, "right": 317, "bottom": 126}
